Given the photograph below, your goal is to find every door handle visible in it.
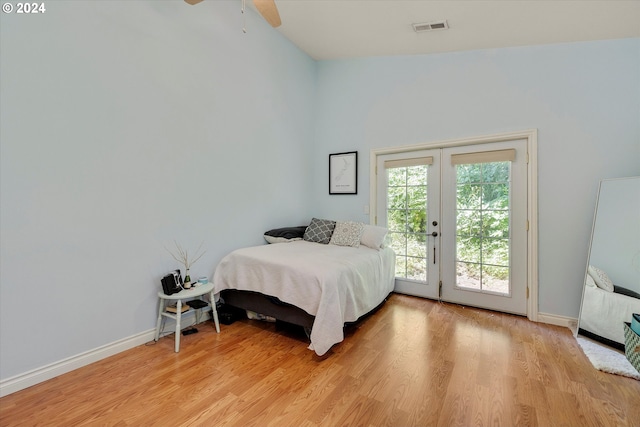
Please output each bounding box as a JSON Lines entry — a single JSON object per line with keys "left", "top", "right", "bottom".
{"left": 431, "top": 231, "right": 438, "bottom": 263}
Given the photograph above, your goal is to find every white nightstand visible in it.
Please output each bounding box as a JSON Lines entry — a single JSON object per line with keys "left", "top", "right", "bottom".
{"left": 154, "top": 281, "right": 220, "bottom": 352}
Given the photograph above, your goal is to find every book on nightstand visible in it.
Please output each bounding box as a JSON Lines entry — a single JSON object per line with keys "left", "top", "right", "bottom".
{"left": 187, "top": 299, "right": 208, "bottom": 309}
{"left": 166, "top": 304, "right": 190, "bottom": 314}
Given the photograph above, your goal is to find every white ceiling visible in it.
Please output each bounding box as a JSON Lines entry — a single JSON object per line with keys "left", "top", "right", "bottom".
{"left": 263, "top": 0, "right": 640, "bottom": 60}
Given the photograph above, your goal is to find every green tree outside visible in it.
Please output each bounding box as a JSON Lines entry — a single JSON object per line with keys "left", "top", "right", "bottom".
{"left": 386, "top": 161, "right": 511, "bottom": 292}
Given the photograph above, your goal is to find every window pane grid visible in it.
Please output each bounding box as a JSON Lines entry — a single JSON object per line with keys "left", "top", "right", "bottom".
{"left": 387, "top": 165, "right": 428, "bottom": 282}
{"left": 455, "top": 161, "right": 511, "bottom": 295}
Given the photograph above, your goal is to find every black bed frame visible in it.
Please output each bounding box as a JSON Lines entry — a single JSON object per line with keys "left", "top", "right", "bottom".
{"left": 578, "top": 328, "right": 625, "bottom": 351}
{"left": 221, "top": 289, "right": 315, "bottom": 329}
{"left": 220, "top": 289, "right": 391, "bottom": 332}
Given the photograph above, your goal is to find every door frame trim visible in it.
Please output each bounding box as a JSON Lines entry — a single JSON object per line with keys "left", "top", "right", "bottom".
{"left": 370, "top": 129, "right": 539, "bottom": 321}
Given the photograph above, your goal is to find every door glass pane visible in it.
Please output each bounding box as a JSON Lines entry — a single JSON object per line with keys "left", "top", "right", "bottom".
{"left": 456, "top": 261, "right": 480, "bottom": 290}
{"left": 407, "top": 232, "right": 427, "bottom": 258}
{"left": 387, "top": 164, "right": 428, "bottom": 282}
{"left": 482, "top": 265, "right": 509, "bottom": 294}
{"left": 455, "top": 161, "right": 511, "bottom": 295}
{"left": 388, "top": 167, "right": 407, "bottom": 186}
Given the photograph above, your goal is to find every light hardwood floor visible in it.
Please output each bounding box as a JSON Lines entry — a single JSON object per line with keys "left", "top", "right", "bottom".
{"left": 1, "top": 293, "right": 639, "bottom": 426}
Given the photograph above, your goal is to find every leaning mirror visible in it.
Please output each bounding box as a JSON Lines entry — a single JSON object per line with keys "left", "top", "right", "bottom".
{"left": 577, "top": 176, "right": 640, "bottom": 350}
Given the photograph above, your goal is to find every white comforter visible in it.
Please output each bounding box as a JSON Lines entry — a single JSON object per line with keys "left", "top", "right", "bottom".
{"left": 213, "top": 240, "right": 396, "bottom": 355}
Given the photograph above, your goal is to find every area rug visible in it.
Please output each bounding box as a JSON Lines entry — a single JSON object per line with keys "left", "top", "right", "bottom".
{"left": 576, "top": 337, "right": 640, "bottom": 380}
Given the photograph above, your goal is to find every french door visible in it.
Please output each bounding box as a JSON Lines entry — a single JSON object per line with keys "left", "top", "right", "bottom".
{"left": 376, "top": 149, "right": 441, "bottom": 300}
{"left": 376, "top": 139, "right": 529, "bottom": 315}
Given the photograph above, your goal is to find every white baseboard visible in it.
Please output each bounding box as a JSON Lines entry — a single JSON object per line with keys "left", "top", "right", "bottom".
{"left": 1, "top": 311, "right": 214, "bottom": 397}
{"left": 537, "top": 312, "right": 577, "bottom": 330}
{"left": 0, "top": 328, "right": 156, "bottom": 397}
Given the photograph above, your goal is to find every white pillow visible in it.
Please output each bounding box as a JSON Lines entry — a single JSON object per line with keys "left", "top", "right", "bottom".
{"left": 360, "top": 224, "right": 388, "bottom": 250}
{"left": 584, "top": 273, "right": 597, "bottom": 288}
{"left": 329, "top": 221, "right": 364, "bottom": 247}
{"left": 588, "top": 265, "right": 614, "bottom": 292}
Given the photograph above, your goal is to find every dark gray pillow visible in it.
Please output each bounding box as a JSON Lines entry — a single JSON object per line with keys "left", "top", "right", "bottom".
{"left": 264, "top": 226, "right": 308, "bottom": 244}
{"left": 303, "top": 218, "right": 336, "bottom": 244}
{"left": 614, "top": 285, "right": 640, "bottom": 300}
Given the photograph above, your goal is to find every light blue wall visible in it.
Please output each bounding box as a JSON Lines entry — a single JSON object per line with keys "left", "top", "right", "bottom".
{"left": 312, "top": 39, "right": 640, "bottom": 318}
{"left": 1, "top": 0, "right": 638, "bottom": 384}
{"left": 0, "top": 1, "right": 316, "bottom": 380}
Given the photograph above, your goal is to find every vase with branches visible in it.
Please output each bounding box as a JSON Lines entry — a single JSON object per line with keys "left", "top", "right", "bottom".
{"left": 165, "top": 241, "right": 206, "bottom": 288}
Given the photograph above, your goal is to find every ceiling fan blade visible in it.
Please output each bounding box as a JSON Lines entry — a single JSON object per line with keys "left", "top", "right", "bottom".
{"left": 184, "top": 0, "right": 204, "bottom": 5}
{"left": 253, "top": 0, "right": 281, "bottom": 28}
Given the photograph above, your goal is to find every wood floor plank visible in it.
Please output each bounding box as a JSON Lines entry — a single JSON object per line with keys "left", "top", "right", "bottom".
{"left": 1, "top": 293, "right": 639, "bottom": 427}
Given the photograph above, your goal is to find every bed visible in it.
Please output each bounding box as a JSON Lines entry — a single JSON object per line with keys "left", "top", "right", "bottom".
{"left": 212, "top": 219, "right": 395, "bottom": 356}
{"left": 578, "top": 265, "right": 640, "bottom": 350}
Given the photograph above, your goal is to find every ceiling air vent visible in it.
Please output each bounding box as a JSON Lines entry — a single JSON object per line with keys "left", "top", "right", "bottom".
{"left": 412, "top": 20, "right": 449, "bottom": 33}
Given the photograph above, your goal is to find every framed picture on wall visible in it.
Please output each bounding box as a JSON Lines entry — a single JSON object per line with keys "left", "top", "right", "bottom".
{"left": 329, "top": 151, "right": 357, "bottom": 194}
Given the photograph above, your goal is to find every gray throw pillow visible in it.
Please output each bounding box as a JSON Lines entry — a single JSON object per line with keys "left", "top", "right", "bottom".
{"left": 303, "top": 218, "right": 336, "bottom": 244}
{"left": 329, "top": 221, "right": 364, "bottom": 247}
